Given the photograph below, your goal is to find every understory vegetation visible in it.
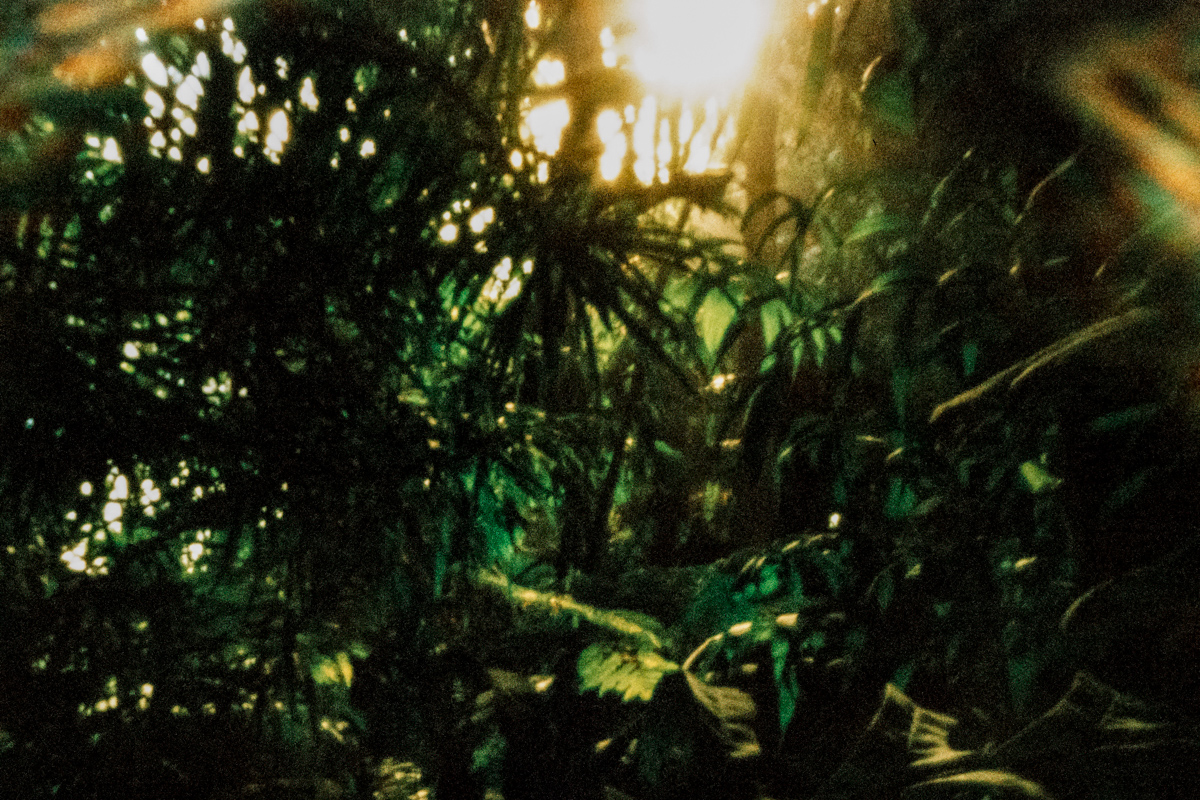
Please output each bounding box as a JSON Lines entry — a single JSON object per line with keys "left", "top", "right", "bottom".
{"left": 2, "top": 1, "right": 1199, "bottom": 798}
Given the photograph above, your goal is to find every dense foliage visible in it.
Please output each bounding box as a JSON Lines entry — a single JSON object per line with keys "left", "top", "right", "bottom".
{"left": 2, "top": 1, "right": 1199, "bottom": 798}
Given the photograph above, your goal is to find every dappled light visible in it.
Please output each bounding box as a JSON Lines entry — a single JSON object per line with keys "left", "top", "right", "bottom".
{"left": 5, "top": 1, "right": 1200, "bottom": 799}
{"left": 524, "top": 98, "right": 571, "bottom": 156}
{"left": 516, "top": 1, "right": 754, "bottom": 189}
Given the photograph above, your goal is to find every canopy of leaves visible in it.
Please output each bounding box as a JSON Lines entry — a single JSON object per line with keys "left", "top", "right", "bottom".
{"left": 4, "top": 1, "right": 1200, "bottom": 799}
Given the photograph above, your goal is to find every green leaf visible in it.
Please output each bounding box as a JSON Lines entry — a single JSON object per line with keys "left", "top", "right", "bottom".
{"left": 809, "top": 325, "right": 830, "bottom": 367}
{"left": 891, "top": 660, "right": 915, "bottom": 691}
{"left": 885, "top": 477, "right": 917, "bottom": 518}
{"left": 311, "top": 651, "right": 353, "bottom": 686}
{"left": 962, "top": 340, "right": 978, "bottom": 377}
{"left": 844, "top": 212, "right": 911, "bottom": 247}
{"left": 771, "top": 636, "right": 790, "bottom": 684}
{"left": 862, "top": 66, "right": 915, "bottom": 136}
{"left": 760, "top": 298, "right": 792, "bottom": 354}
{"left": 697, "top": 288, "right": 739, "bottom": 368}
{"left": 757, "top": 563, "right": 782, "bottom": 598}
{"left": 800, "top": 630, "right": 826, "bottom": 653}
{"left": 577, "top": 643, "right": 679, "bottom": 703}
{"left": 1089, "top": 402, "right": 1160, "bottom": 432}
{"left": 471, "top": 730, "right": 506, "bottom": 775}
{"left": 813, "top": 541, "right": 852, "bottom": 598}
{"left": 1018, "top": 460, "right": 1061, "bottom": 494}
{"left": 654, "top": 439, "right": 684, "bottom": 464}
{"left": 778, "top": 669, "right": 800, "bottom": 735}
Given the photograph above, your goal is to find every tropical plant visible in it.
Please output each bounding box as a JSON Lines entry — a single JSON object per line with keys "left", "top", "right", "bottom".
{"left": 0, "top": 0, "right": 741, "bottom": 795}
{"left": 4, "top": 1, "right": 1200, "bottom": 799}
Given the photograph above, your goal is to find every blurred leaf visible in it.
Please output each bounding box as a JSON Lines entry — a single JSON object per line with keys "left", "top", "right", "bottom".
{"left": 761, "top": 298, "right": 792, "bottom": 356}
{"left": 1089, "top": 403, "right": 1160, "bottom": 432}
{"left": 874, "top": 566, "right": 895, "bottom": 611}
{"left": 1101, "top": 467, "right": 1153, "bottom": 515}
{"left": 907, "top": 769, "right": 1053, "bottom": 799}
{"left": 885, "top": 477, "right": 917, "bottom": 518}
{"left": 577, "top": 643, "right": 678, "bottom": 703}
{"left": 697, "top": 288, "right": 740, "bottom": 368}
{"left": 757, "top": 563, "right": 782, "bottom": 597}
{"left": 962, "top": 340, "right": 978, "bottom": 377}
{"left": 861, "top": 57, "right": 916, "bottom": 137}
{"left": 312, "top": 656, "right": 344, "bottom": 686}
{"left": 844, "top": 211, "right": 912, "bottom": 247}
{"left": 771, "top": 636, "right": 790, "bottom": 684}
{"left": 778, "top": 667, "right": 800, "bottom": 735}
{"left": 1018, "top": 460, "right": 1061, "bottom": 494}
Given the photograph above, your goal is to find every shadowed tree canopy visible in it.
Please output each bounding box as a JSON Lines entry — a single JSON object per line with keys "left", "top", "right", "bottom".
{"left": 0, "top": 0, "right": 737, "bottom": 794}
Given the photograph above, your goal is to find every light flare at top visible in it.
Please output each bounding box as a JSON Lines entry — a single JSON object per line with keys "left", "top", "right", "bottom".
{"left": 623, "top": 0, "right": 775, "bottom": 99}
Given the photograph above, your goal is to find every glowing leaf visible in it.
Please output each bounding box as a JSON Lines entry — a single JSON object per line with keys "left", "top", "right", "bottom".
{"left": 577, "top": 643, "right": 678, "bottom": 703}
{"left": 1019, "top": 460, "right": 1061, "bottom": 494}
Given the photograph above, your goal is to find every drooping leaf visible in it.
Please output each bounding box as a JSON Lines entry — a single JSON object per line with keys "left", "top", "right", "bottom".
{"left": 907, "top": 769, "right": 1053, "bottom": 799}
{"left": 844, "top": 212, "right": 912, "bottom": 247}
{"left": 778, "top": 667, "right": 800, "bottom": 735}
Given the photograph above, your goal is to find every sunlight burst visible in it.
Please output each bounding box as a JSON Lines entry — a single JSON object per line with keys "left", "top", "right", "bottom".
{"left": 624, "top": 0, "right": 774, "bottom": 98}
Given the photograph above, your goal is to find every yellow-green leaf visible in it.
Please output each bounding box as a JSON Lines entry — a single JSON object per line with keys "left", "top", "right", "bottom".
{"left": 1019, "top": 460, "right": 1061, "bottom": 494}
{"left": 577, "top": 643, "right": 678, "bottom": 703}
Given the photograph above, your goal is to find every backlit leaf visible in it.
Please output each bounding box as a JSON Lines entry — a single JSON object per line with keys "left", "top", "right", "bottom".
{"left": 577, "top": 643, "right": 679, "bottom": 703}
{"left": 1018, "top": 460, "right": 1061, "bottom": 494}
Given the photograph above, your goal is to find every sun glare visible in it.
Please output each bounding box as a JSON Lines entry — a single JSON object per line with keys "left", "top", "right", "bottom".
{"left": 524, "top": 99, "right": 570, "bottom": 156}
{"left": 625, "top": 0, "right": 774, "bottom": 98}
